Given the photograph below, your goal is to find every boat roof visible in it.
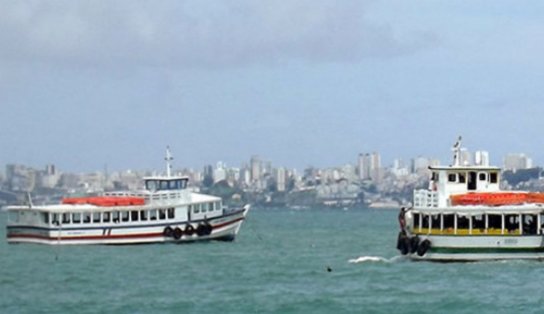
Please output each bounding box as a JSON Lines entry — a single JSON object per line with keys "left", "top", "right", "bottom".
{"left": 429, "top": 165, "right": 501, "bottom": 171}
{"left": 3, "top": 192, "right": 221, "bottom": 213}
{"left": 143, "top": 175, "right": 189, "bottom": 181}
{"left": 413, "top": 203, "right": 544, "bottom": 214}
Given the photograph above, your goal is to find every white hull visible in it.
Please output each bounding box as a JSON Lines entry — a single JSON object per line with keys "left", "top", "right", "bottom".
{"left": 411, "top": 252, "right": 544, "bottom": 262}
{"left": 7, "top": 208, "right": 248, "bottom": 245}
{"left": 405, "top": 234, "right": 544, "bottom": 262}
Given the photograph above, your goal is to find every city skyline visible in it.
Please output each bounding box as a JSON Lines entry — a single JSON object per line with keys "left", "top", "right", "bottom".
{"left": 1, "top": 2, "right": 544, "bottom": 171}
{"left": 1, "top": 148, "right": 537, "bottom": 178}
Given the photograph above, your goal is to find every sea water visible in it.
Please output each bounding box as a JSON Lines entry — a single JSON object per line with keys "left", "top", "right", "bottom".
{"left": 1, "top": 208, "right": 543, "bottom": 313}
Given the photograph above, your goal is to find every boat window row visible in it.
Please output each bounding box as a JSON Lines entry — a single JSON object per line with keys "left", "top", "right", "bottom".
{"left": 412, "top": 212, "right": 539, "bottom": 235}
{"left": 189, "top": 202, "right": 222, "bottom": 214}
{"left": 47, "top": 208, "right": 176, "bottom": 226}
{"left": 145, "top": 179, "right": 188, "bottom": 191}
{"left": 436, "top": 171, "right": 499, "bottom": 184}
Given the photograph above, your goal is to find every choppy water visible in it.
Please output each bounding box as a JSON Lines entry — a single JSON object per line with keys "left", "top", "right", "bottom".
{"left": 1, "top": 208, "right": 544, "bottom": 313}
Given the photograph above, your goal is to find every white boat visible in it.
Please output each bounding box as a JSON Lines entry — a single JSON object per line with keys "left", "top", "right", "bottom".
{"left": 3, "top": 148, "right": 250, "bottom": 245}
{"left": 397, "top": 137, "right": 544, "bottom": 261}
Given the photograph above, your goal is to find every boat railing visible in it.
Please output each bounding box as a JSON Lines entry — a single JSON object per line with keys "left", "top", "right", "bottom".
{"left": 413, "top": 189, "right": 439, "bottom": 208}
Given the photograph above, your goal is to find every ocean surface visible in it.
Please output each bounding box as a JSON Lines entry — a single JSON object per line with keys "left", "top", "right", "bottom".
{"left": 1, "top": 207, "right": 544, "bottom": 314}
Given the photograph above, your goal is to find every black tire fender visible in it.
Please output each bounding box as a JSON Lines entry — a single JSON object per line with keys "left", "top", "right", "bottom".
{"left": 163, "top": 226, "right": 173, "bottom": 238}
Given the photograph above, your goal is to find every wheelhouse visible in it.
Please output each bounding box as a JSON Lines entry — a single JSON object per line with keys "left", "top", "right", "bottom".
{"left": 144, "top": 177, "right": 189, "bottom": 192}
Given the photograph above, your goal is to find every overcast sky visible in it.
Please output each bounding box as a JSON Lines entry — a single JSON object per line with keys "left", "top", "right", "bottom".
{"left": 1, "top": 1, "right": 544, "bottom": 172}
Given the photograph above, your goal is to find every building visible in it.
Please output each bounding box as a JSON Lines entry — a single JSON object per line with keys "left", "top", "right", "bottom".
{"left": 474, "top": 151, "right": 490, "bottom": 166}
{"left": 275, "top": 167, "right": 286, "bottom": 192}
{"left": 504, "top": 153, "right": 533, "bottom": 170}
{"left": 250, "top": 155, "right": 261, "bottom": 183}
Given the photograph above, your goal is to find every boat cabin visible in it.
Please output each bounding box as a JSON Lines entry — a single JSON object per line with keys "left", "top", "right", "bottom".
{"left": 429, "top": 166, "right": 501, "bottom": 207}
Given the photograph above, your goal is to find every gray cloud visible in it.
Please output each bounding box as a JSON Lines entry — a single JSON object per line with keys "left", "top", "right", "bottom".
{"left": 0, "top": 1, "right": 436, "bottom": 69}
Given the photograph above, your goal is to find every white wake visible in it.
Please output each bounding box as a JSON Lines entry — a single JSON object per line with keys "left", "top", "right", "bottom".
{"left": 348, "top": 255, "right": 402, "bottom": 264}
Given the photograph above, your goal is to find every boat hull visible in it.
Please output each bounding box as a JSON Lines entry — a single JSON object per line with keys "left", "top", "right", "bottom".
{"left": 406, "top": 234, "right": 544, "bottom": 262}
{"left": 6, "top": 208, "right": 248, "bottom": 245}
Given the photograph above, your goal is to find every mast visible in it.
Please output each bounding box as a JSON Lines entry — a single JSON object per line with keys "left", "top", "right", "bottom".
{"left": 452, "top": 136, "right": 462, "bottom": 166}
{"left": 165, "top": 146, "right": 173, "bottom": 177}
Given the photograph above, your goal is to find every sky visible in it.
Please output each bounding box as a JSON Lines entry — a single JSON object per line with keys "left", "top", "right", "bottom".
{"left": 1, "top": 1, "right": 544, "bottom": 172}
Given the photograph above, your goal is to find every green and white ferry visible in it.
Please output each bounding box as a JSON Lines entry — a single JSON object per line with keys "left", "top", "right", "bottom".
{"left": 397, "top": 138, "right": 544, "bottom": 261}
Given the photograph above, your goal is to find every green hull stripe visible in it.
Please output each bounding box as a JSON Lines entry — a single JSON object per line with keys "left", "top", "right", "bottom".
{"left": 430, "top": 247, "right": 544, "bottom": 254}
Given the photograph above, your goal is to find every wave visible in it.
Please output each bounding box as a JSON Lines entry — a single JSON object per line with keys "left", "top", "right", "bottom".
{"left": 348, "top": 255, "right": 403, "bottom": 264}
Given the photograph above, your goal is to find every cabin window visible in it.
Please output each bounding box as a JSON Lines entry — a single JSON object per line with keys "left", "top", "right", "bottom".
{"left": 479, "top": 173, "right": 487, "bottom": 181}
{"left": 93, "top": 212, "right": 101, "bottom": 223}
{"left": 140, "top": 210, "right": 148, "bottom": 221}
{"left": 62, "top": 213, "right": 70, "bottom": 224}
{"left": 169, "top": 180, "right": 178, "bottom": 190}
{"left": 131, "top": 211, "right": 138, "bottom": 222}
{"left": 216, "top": 202, "right": 221, "bottom": 211}
{"left": 457, "top": 215, "right": 469, "bottom": 230}
{"left": 112, "top": 211, "right": 120, "bottom": 223}
{"left": 122, "top": 211, "right": 129, "bottom": 222}
{"left": 413, "top": 213, "right": 421, "bottom": 229}
{"left": 443, "top": 214, "right": 454, "bottom": 231}
{"left": 422, "top": 215, "right": 430, "bottom": 229}
{"left": 160, "top": 181, "right": 169, "bottom": 190}
{"left": 487, "top": 214, "right": 501, "bottom": 231}
{"left": 83, "top": 213, "right": 91, "bottom": 223}
{"left": 194, "top": 204, "right": 200, "bottom": 214}
{"left": 159, "top": 209, "right": 166, "bottom": 220}
{"left": 458, "top": 173, "right": 466, "bottom": 183}
{"left": 167, "top": 208, "right": 175, "bottom": 219}
{"left": 51, "top": 213, "right": 59, "bottom": 225}
{"left": 202, "top": 203, "right": 208, "bottom": 213}
{"left": 522, "top": 214, "right": 537, "bottom": 235}
{"left": 42, "top": 212, "right": 49, "bottom": 224}
{"left": 103, "top": 212, "right": 111, "bottom": 223}
{"left": 73, "top": 213, "right": 81, "bottom": 223}
{"left": 146, "top": 180, "right": 157, "bottom": 191}
{"left": 150, "top": 210, "right": 157, "bottom": 220}
{"left": 448, "top": 174, "right": 457, "bottom": 182}
{"left": 431, "top": 172, "right": 439, "bottom": 182}
{"left": 472, "top": 215, "right": 485, "bottom": 233}
{"left": 505, "top": 214, "right": 519, "bottom": 234}
{"left": 490, "top": 172, "right": 498, "bottom": 183}
{"left": 431, "top": 215, "right": 440, "bottom": 230}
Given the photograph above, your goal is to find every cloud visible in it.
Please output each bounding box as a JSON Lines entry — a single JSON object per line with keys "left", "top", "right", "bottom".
{"left": 0, "top": 0, "right": 436, "bottom": 69}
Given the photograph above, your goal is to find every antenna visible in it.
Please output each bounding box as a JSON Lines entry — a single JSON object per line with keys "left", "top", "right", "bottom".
{"left": 26, "top": 192, "right": 34, "bottom": 208}
{"left": 165, "top": 146, "right": 173, "bottom": 177}
{"left": 452, "top": 136, "right": 462, "bottom": 166}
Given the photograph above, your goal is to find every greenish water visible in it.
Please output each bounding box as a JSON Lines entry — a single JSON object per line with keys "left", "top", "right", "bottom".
{"left": 1, "top": 208, "right": 544, "bottom": 313}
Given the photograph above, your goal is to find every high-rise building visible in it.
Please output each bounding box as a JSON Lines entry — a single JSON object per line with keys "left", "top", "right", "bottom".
{"left": 474, "top": 151, "right": 490, "bottom": 166}
{"left": 275, "top": 167, "right": 286, "bottom": 192}
{"left": 250, "top": 155, "right": 261, "bottom": 182}
{"left": 369, "top": 152, "right": 382, "bottom": 183}
{"left": 504, "top": 153, "right": 532, "bottom": 170}
{"left": 213, "top": 162, "right": 227, "bottom": 183}
{"left": 358, "top": 152, "right": 381, "bottom": 182}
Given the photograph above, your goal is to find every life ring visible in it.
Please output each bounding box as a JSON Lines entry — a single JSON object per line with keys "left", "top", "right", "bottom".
{"left": 163, "top": 226, "right": 173, "bottom": 238}
{"left": 185, "top": 224, "right": 195, "bottom": 236}
{"left": 417, "top": 239, "right": 431, "bottom": 256}
{"left": 410, "top": 236, "right": 420, "bottom": 254}
{"left": 173, "top": 227, "right": 183, "bottom": 240}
